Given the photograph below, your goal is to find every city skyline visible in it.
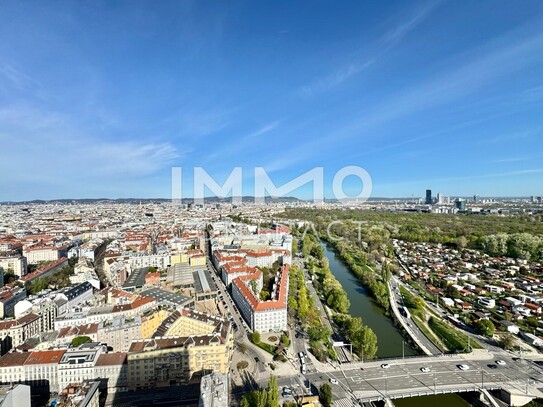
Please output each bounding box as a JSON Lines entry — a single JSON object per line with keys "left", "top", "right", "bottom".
{"left": 1, "top": 1, "right": 543, "bottom": 200}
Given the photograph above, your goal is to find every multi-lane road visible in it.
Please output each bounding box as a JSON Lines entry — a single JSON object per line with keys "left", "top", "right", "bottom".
{"left": 261, "top": 352, "right": 543, "bottom": 403}
{"left": 388, "top": 276, "right": 442, "bottom": 356}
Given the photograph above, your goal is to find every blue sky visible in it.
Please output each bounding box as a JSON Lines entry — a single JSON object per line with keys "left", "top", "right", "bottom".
{"left": 1, "top": 1, "right": 543, "bottom": 201}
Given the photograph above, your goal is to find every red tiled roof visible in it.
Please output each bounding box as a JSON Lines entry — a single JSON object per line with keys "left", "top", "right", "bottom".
{"left": 232, "top": 264, "right": 289, "bottom": 312}
{"left": 24, "top": 350, "right": 65, "bottom": 365}
{"left": 0, "top": 352, "right": 31, "bottom": 367}
{"left": 95, "top": 352, "right": 128, "bottom": 366}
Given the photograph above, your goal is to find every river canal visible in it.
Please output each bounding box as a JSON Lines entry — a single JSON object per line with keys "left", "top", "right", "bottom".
{"left": 323, "top": 243, "right": 472, "bottom": 407}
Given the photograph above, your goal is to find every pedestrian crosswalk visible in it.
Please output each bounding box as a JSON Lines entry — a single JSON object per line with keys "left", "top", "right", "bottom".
{"left": 333, "top": 397, "right": 356, "bottom": 407}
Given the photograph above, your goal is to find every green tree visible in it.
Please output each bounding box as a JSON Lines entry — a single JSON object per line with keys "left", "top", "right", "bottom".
{"left": 251, "top": 331, "right": 261, "bottom": 344}
{"left": 266, "top": 376, "right": 279, "bottom": 407}
{"left": 327, "top": 289, "right": 350, "bottom": 314}
{"left": 287, "top": 296, "right": 298, "bottom": 314}
{"left": 308, "top": 325, "right": 330, "bottom": 342}
{"left": 445, "top": 285, "right": 460, "bottom": 299}
{"left": 412, "top": 296, "right": 426, "bottom": 310}
{"left": 280, "top": 333, "right": 290, "bottom": 347}
{"left": 3, "top": 272, "right": 17, "bottom": 285}
{"left": 71, "top": 336, "right": 92, "bottom": 347}
{"left": 359, "top": 325, "right": 378, "bottom": 360}
{"left": 476, "top": 319, "right": 495, "bottom": 337}
{"left": 319, "top": 383, "right": 332, "bottom": 407}
{"left": 498, "top": 334, "right": 515, "bottom": 350}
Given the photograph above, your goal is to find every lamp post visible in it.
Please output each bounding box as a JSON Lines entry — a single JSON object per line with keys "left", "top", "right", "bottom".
{"left": 402, "top": 341, "right": 405, "bottom": 360}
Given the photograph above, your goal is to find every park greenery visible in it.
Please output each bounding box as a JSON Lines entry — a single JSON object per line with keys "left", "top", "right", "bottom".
{"left": 26, "top": 256, "right": 79, "bottom": 294}
{"left": 281, "top": 209, "right": 543, "bottom": 261}
{"left": 288, "top": 264, "right": 335, "bottom": 361}
{"left": 240, "top": 375, "right": 279, "bottom": 407}
{"left": 250, "top": 331, "right": 289, "bottom": 362}
{"left": 428, "top": 317, "right": 482, "bottom": 352}
{"left": 295, "top": 231, "right": 378, "bottom": 360}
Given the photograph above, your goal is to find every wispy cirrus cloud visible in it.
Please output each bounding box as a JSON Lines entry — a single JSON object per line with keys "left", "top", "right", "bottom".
{"left": 0, "top": 105, "right": 181, "bottom": 185}
{"left": 299, "top": 60, "right": 375, "bottom": 97}
{"left": 0, "top": 63, "right": 56, "bottom": 102}
{"left": 275, "top": 18, "right": 543, "bottom": 172}
{"left": 206, "top": 121, "right": 280, "bottom": 161}
{"left": 299, "top": 1, "right": 442, "bottom": 97}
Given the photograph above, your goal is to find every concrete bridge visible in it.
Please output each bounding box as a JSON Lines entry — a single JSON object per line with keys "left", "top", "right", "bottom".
{"left": 275, "top": 351, "right": 543, "bottom": 407}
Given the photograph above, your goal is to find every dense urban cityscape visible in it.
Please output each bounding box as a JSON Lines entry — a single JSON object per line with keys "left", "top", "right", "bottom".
{"left": 0, "top": 197, "right": 542, "bottom": 406}
{"left": 2, "top": 1, "right": 543, "bottom": 407}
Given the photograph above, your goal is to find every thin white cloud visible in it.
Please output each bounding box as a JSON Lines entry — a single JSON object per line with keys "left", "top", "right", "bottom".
{"left": 489, "top": 157, "right": 531, "bottom": 164}
{"left": 300, "top": 60, "right": 375, "bottom": 97}
{"left": 205, "top": 121, "right": 280, "bottom": 162}
{"left": 380, "top": 0, "right": 443, "bottom": 49}
{"left": 299, "top": 1, "right": 441, "bottom": 97}
{"left": 0, "top": 64, "right": 56, "bottom": 102}
{"left": 0, "top": 105, "right": 181, "bottom": 185}
{"left": 275, "top": 19, "right": 543, "bottom": 172}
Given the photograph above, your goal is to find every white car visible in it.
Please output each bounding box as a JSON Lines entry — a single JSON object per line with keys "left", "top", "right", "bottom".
{"left": 420, "top": 367, "right": 431, "bottom": 373}
{"left": 496, "top": 360, "right": 506, "bottom": 365}
{"left": 329, "top": 378, "right": 339, "bottom": 385}
{"left": 458, "top": 364, "right": 470, "bottom": 371}
{"left": 381, "top": 363, "right": 391, "bottom": 369}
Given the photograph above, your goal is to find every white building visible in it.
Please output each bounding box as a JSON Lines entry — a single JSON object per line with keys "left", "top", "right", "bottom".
{"left": 0, "top": 255, "right": 27, "bottom": 277}
{"left": 93, "top": 353, "right": 128, "bottom": 392}
{"left": 23, "top": 246, "right": 64, "bottom": 265}
{"left": 477, "top": 297, "right": 496, "bottom": 309}
{"left": 57, "top": 343, "right": 107, "bottom": 392}
{"left": 231, "top": 265, "right": 289, "bottom": 333}
{"left": 23, "top": 350, "right": 65, "bottom": 392}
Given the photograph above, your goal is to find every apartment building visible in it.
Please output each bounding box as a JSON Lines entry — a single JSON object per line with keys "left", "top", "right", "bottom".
{"left": 23, "top": 246, "right": 66, "bottom": 265}
{"left": 0, "top": 352, "right": 29, "bottom": 384}
{"left": 140, "top": 309, "right": 170, "bottom": 339}
{"left": 94, "top": 353, "right": 128, "bottom": 392}
{"left": 23, "top": 350, "right": 65, "bottom": 391}
{"left": 0, "top": 255, "right": 27, "bottom": 277}
{"left": 0, "top": 313, "right": 41, "bottom": 354}
{"left": 57, "top": 343, "right": 107, "bottom": 392}
{"left": 97, "top": 317, "right": 141, "bottom": 352}
{"left": 0, "top": 288, "right": 27, "bottom": 318}
{"left": 127, "top": 334, "right": 231, "bottom": 390}
{"left": 231, "top": 264, "right": 289, "bottom": 333}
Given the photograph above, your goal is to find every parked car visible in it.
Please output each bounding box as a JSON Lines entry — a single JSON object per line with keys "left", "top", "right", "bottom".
{"left": 329, "top": 378, "right": 339, "bottom": 385}
{"left": 420, "top": 367, "right": 430, "bottom": 373}
{"left": 381, "top": 364, "right": 390, "bottom": 369}
{"left": 496, "top": 360, "right": 506, "bottom": 366}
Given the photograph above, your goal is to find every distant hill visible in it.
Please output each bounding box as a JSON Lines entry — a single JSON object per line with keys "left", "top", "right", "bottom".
{"left": 0, "top": 196, "right": 304, "bottom": 205}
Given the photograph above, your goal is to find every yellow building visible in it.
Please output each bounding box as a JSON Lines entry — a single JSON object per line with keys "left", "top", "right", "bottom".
{"left": 189, "top": 254, "right": 206, "bottom": 267}
{"left": 127, "top": 333, "right": 232, "bottom": 389}
{"left": 140, "top": 309, "right": 169, "bottom": 339}
{"left": 170, "top": 253, "right": 189, "bottom": 266}
{"left": 128, "top": 309, "right": 233, "bottom": 389}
